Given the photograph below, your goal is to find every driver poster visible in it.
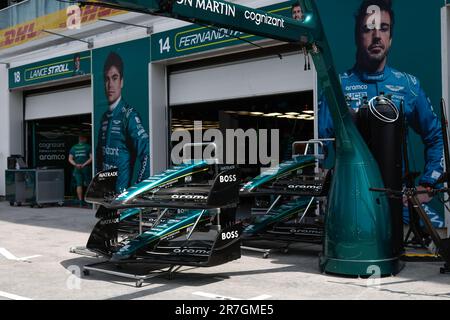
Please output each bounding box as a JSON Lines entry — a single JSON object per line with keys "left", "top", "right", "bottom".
{"left": 92, "top": 38, "right": 151, "bottom": 194}
{"left": 316, "top": 0, "right": 445, "bottom": 227}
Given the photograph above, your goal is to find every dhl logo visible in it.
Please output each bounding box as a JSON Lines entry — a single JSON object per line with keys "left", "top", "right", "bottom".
{"left": 0, "top": 5, "right": 124, "bottom": 50}
{"left": 60, "top": 5, "right": 124, "bottom": 28}
{"left": 83, "top": 6, "right": 123, "bottom": 23}
{"left": 1, "top": 23, "right": 38, "bottom": 47}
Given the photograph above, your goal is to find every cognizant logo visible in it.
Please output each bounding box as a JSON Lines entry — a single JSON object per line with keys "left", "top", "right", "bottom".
{"left": 243, "top": 10, "right": 285, "bottom": 28}
{"left": 39, "top": 142, "right": 65, "bottom": 149}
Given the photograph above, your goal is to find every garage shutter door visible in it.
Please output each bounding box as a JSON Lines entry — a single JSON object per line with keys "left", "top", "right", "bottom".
{"left": 25, "top": 86, "right": 92, "bottom": 120}
{"left": 169, "top": 53, "right": 314, "bottom": 106}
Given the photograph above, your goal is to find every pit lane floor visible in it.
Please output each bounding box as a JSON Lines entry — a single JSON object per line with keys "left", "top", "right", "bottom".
{"left": 0, "top": 201, "right": 450, "bottom": 300}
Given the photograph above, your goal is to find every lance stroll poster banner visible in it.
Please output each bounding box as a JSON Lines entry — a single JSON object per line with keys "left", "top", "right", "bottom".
{"left": 316, "top": 0, "right": 445, "bottom": 228}
{"left": 92, "top": 38, "right": 151, "bottom": 194}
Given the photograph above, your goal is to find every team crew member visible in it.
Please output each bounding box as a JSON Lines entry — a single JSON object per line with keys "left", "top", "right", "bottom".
{"left": 96, "top": 52, "right": 150, "bottom": 193}
{"left": 318, "top": 0, "right": 444, "bottom": 218}
{"left": 69, "top": 135, "right": 92, "bottom": 206}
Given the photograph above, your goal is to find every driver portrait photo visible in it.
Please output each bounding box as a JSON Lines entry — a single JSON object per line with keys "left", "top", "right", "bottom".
{"left": 95, "top": 51, "right": 150, "bottom": 193}
{"left": 318, "top": 0, "right": 444, "bottom": 226}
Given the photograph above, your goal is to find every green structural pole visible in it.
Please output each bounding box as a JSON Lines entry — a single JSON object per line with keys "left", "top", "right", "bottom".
{"left": 302, "top": 1, "right": 401, "bottom": 276}
{"left": 79, "top": 0, "right": 401, "bottom": 276}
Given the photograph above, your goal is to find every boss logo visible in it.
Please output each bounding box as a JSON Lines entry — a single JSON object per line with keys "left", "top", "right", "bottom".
{"left": 171, "top": 195, "right": 208, "bottom": 200}
{"left": 221, "top": 230, "right": 239, "bottom": 240}
{"left": 98, "top": 171, "right": 118, "bottom": 178}
{"left": 219, "top": 174, "right": 237, "bottom": 183}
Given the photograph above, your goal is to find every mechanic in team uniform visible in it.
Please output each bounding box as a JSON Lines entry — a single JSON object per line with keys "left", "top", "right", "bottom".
{"left": 69, "top": 135, "right": 92, "bottom": 206}
{"left": 318, "top": 0, "right": 444, "bottom": 225}
{"left": 96, "top": 52, "right": 150, "bottom": 194}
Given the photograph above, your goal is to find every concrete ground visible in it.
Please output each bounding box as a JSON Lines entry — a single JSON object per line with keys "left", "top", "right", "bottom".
{"left": 0, "top": 201, "right": 449, "bottom": 300}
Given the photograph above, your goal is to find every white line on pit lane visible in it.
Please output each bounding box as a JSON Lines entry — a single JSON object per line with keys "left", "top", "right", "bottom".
{"left": 0, "top": 290, "right": 32, "bottom": 300}
{"left": 0, "top": 248, "right": 42, "bottom": 261}
{"left": 193, "top": 291, "right": 272, "bottom": 300}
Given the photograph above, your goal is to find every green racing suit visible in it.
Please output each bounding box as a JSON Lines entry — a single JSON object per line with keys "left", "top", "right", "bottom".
{"left": 96, "top": 98, "right": 150, "bottom": 193}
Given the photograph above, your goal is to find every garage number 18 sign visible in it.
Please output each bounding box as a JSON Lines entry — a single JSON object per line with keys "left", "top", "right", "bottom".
{"left": 9, "top": 51, "right": 91, "bottom": 90}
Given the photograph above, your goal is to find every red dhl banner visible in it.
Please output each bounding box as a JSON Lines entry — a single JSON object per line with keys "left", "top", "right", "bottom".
{"left": 0, "top": 5, "right": 125, "bottom": 50}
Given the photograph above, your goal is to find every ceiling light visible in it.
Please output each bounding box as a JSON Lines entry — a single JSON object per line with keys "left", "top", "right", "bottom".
{"left": 303, "top": 104, "right": 314, "bottom": 114}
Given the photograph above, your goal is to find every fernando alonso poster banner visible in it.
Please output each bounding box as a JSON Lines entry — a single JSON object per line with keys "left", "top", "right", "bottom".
{"left": 316, "top": 0, "right": 445, "bottom": 227}
{"left": 92, "top": 38, "right": 150, "bottom": 194}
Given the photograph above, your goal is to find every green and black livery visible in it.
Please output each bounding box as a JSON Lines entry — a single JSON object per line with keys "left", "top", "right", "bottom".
{"left": 84, "top": 161, "right": 242, "bottom": 267}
